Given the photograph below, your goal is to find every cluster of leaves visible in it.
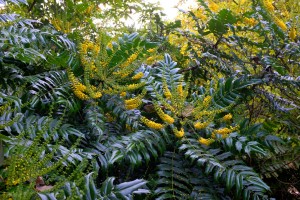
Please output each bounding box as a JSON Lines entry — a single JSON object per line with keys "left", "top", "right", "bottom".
{"left": 0, "top": 0, "right": 299, "bottom": 199}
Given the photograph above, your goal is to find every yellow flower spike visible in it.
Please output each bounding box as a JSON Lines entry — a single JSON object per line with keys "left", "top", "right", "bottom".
{"left": 194, "top": 121, "right": 209, "bottom": 129}
{"left": 273, "top": 16, "right": 287, "bottom": 31}
{"left": 120, "top": 53, "right": 138, "bottom": 68}
{"left": 125, "top": 103, "right": 140, "bottom": 110}
{"left": 263, "top": 0, "right": 275, "bottom": 12}
{"left": 244, "top": 17, "right": 257, "bottom": 26}
{"left": 147, "top": 48, "right": 156, "bottom": 53}
{"left": 223, "top": 113, "right": 233, "bottom": 121}
{"left": 198, "top": 137, "right": 215, "bottom": 146}
{"left": 125, "top": 98, "right": 138, "bottom": 105}
{"left": 203, "top": 96, "right": 212, "bottom": 107}
{"left": 74, "top": 90, "right": 89, "bottom": 100}
{"left": 214, "top": 127, "right": 232, "bottom": 135}
{"left": 177, "top": 83, "right": 183, "bottom": 97}
{"left": 132, "top": 72, "right": 144, "bottom": 80}
{"left": 173, "top": 127, "right": 185, "bottom": 138}
{"left": 125, "top": 99, "right": 142, "bottom": 110}
{"left": 164, "top": 86, "right": 172, "bottom": 99}
{"left": 289, "top": 28, "right": 297, "bottom": 41}
{"left": 91, "top": 92, "right": 102, "bottom": 99}
{"left": 140, "top": 116, "right": 164, "bottom": 129}
{"left": 163, "top": 114, "right": 175, "bottom": 124}
{"left": 74, "top": 82, "right": 87, "bottom": 92}
{"left": 127, "top": 83, "right": 145, "bottom": 90}
{"left": 120, "top": 92, "right": 127, "bottom": 97}
{"left": 154, "top": 103, "right": 175, "bottom": 124}
{"left": 208, "top": 1, "right": 219, "bottom": 12}
{"left": 146, "top": 56, "right": 155, "bottom": 64}
{"left": 180, "top": 43, "right": 188, "bottom": 56}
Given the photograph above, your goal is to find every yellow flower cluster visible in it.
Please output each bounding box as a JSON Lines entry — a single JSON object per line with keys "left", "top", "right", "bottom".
{"left": 113, "top": 70, "right": 130, "bottom": 78}
{"left": 127, "top": 83, "right": 145, "bottom": 90}
{"left": 79, "top": 41, "right": 100, "bottom": 56}
{"left": 154, "top": 103, "right": 175, "bottom": 124}
{"left": 203, "top": 96, "right": 212, "bottom": 107}
{"left": 213, "top": 127, "right": 232, "bottom": 138}
{"left": 132, "top": 72, "right": 144, "bottom": 80}
{"left": 194, "top": 121, "right": 210, "bottom": 129}
{"left": 51, "top": 18, "right": 71, "bottom": 34}
{"left": 120, "top": 91, "right": 127, "bottom": 97}
{"left": 146, "top": 56, "right": 155, "bottom": 64}
{"left": 208, "top": 1, "right": 219, "bottom": 12}
{"left": 261, "top": 0, "right": 288, "bottom": 32}
{"left": 223, "top": 113, "right": 233, "bottom": 121}
{"left": 120, "top": 53, "right": 138, "bottom": 68}
{"left": 177, "top": 83, "right": 183, "bottom": 97}
{"left": 68, "top": 70, "right": 103, "bottom": 100}
{"left": 289, "top": 28, "right": 297, "bottom": 40}
{"left": 147, "top": 48, "right": 156, "bottom": 53}
{"left": 163, "top": 85, "right": 172, "bottom": 99}
{"left": 180, "top": 43, "right": 188, "bottom": 56}
{"left": 124, "top": 97, "right": 142, "bottom": 110}
{"left": 90, "top": 91, "right": 102, "bottom": 99}
{"left": 68, "top": 71, "right": 89, "bottom": 100}
{"left": 212, "top": 126, "right": 239, "bottom": 139}
{"left": 173, "top": 127, "right": 185, "bottom": 138}
{"left": 140, "top": 116, "right": 164, "bottom": 129}
{"left": 244, "top": 17, "right": 257, "bottom": 26}
{"left": 273, "top": 16, "right": 287, "bottom": 31}
{"left": 194, "top": 8, "right": 207, "bottom": 21}
{"left": 198, "top": 137, "right": 215, "bottom": 146}
{"left": 263, "top": 0, "right": 275, "bottom": 12}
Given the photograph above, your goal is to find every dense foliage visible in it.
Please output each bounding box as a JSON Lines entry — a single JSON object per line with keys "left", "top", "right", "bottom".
{"left": 0, "top": 0, "right": 299, "bottom": 199}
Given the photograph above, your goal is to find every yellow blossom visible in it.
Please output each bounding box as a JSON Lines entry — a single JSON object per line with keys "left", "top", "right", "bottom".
{"left": 164, "top": 86, "right": 172, "bottom": 99}
{"left": 147, "top": 48, "right": 156, "bottom": 53}
{"left": 244, "top": 17, "right": 257, "bottom": 26}
{"left": 125, "top": 103, "right": 140, "bottom": 110}
{"left": 273, "top": 17, "right": 287, "bottom": 31}
{"left": 91, "top": 91, "right": 102, "bottom": 99}
{"left": 74, "top": 90, "right": 89, "bottom": 100}
{"left": 214, "top": 127, "right": 232, "bottom": 135}
{"left": 198, "top": 137, "right": 215, "bottom": 146}
{"left": 212, "top": 126, "right": 239, "bottom": 139}
{"left": 146, "top": 56, "right": 155, "bottom": 64}
{"left": 120, "top": 92, "right": 127, "bottom": 97}
{"left": 203, "top": 96, "right": 212, "bottom": 107}
{"left": 163, "top": 114, "right": 175, "bottom": 124}
{"left": 194, "top": 121, "right": 209, "bottom": 129}
{"left": 223, "top": 113, "right": 233, "bottom": 121}
{"left": 208, "top": 1, "right": 219, "bottom": 12}
{"left": 289, "top": 28, "right": 297, "bottom": 41}
{"left": 124, "top": 98, "right": 142, "bottom": 110}
{"left": 180, "top": 43, "right": 188, "bottom": 56}
{"left": 127, "top": 83, "right": 145, "bottom": 90}
{"left": 194, "top": 9, "right": 207, "bottom": 21}
{"left": 177, "top": 83, "right": 183, "bottom": 97}
{"left": 154, "top": 104, "right": 175, "bottom": 124}
{"left": 120, "top": 53, "right": 138, "bottom": 68}
{"left": 140, "top": 116, "right": 164, "bottom": 129}
{"left": 132, "top": 72, "right": 144, "bottom": 80}
{"left": 107, "top": 42, "right": 113, "bottom": 49}
{"left": 263, "top": 0, "right": 274, "bottom": 12}
{"left": 173, "top": 127, "right": 185, "bottom": 138}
